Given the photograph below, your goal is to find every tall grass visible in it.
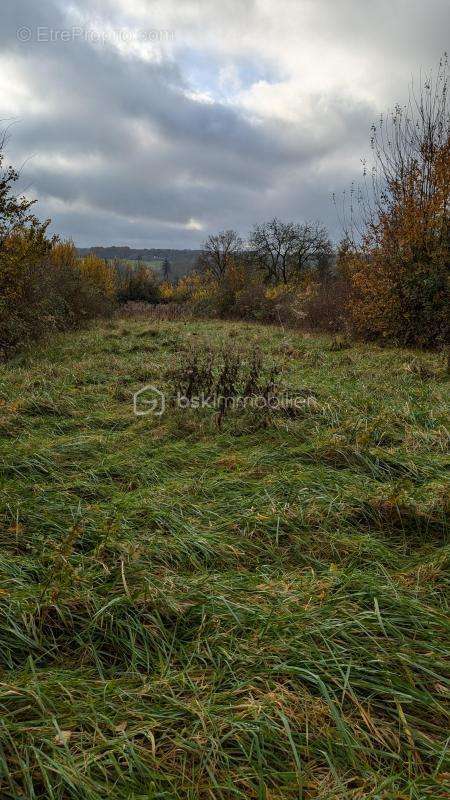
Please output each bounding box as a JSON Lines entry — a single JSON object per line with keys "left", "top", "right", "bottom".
{"left": 0, "top": 319, "right": 448, "bottom": 798}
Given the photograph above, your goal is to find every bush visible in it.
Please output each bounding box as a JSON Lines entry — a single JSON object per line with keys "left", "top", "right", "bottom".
{"left": 78, "top": 253, "right": 117, "bottom": 317}
{"left": 296, "top": 274, "right": 350, "bottom": 333}
{"left": 348, "top": 249, "right": 448, "bottom": 347}
{"left": 0, "top": 226, "right": 54, "bottom": 358}
{"left": 49, "top": 242, "right": 116, "bottom": 327}
{"left": 0, "top": 236, "right": 118, "bottom": 358}
{"left": 48, "top": 240, "right": 86, "bottom": 327}
{"left": 116, "top": 262, "right": 160, "bottom": 304}
{"left": 158, "top": 262, "right": 350, "bottom": 333}
{"left": 0, "top": 137, "right": 119, "bottom": 357}
{"left": 161, "top": 271, "right": 218, "bottom": 314}
{"left": 170, "top": 342, "right": 280, "bottom": 426}
{"left": 344, "top": 61, "right": 449, "bottom": 349}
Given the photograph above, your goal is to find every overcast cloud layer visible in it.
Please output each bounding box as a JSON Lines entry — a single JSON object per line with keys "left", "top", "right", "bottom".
{"left": 1, "top": 0, "right": 448, "bottom": 247}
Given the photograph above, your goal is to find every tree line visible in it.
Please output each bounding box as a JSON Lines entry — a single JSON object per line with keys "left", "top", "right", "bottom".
{"left": 198, "top": 220, "right": 333, "bottom": 284}
{"left": 0, "top": 57, "right": 448, "bottom": 356}
{"left": 164, "top": 59, "right": 449, "bottom": 349}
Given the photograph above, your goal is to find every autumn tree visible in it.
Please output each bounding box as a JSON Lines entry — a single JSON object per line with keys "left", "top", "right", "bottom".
{"left": 0, "top": 134, "right": 47, "bottom": 248}
{"left": 0, "top": 134, "right": 119, "bottom": 356}
{"left": 345, "top": 57, "right": 449, "bottom": 348}
{"left": 0, "top": 135, "right": 54, "bottom": 355}
{"left": 116, "top": 261, "right": 159, "bottom": 304}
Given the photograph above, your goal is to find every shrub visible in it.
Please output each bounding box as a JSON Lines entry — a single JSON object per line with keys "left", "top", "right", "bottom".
{"left": 48, "top": 241, "right": 87, "bottom": 327}
{"left": 0, "top": 226, "right": 53, "bottom": 358}
{"left": 170, "top": 343, "right": 280, "bottom": 426}
{"left": 161, "top": 271, "right": 218, "bottom": 314}
{"left": 116, "top": 262, "right": 160, "bottom": 304}
{"left": 296, "top": 274, "right": 350, "bottom": 333}
{"left": 344, "top": 60, "right": 449, "bottom": 348}
{"left": 232, "top": 279, "right": 272, "bottom": 321}
{"left": 0, "top": 135, "right": 119, "bottom": 357}
{"left": 78, "top": 253, "right": 117, "bottom": 317}
{"left": 0, "top": 235, "right": 118, "bottom": 358}
{"left": 48, "top": 244, "right": 117, "bottom": 327}
{"left": 159, "top": 263, "right": 350, "bottom": 333}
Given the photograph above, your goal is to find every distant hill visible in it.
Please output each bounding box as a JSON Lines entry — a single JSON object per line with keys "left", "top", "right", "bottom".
{"left": 77, "top": 246, "right": 201, "bottom": 280}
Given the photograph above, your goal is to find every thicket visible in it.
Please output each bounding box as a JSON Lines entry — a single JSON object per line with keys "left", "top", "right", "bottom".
{"left": 0, "top": 154, "right": 117, "bottom": 358}
{"left": 340, "top": 59, "right": 449, "bottom": 348}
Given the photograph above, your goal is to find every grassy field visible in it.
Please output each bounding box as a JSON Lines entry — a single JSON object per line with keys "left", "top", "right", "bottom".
{"left": 0, "top": 318, "right": 448, "bottom": 799}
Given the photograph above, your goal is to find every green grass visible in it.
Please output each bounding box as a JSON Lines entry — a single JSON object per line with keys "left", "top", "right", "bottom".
{"left": 0, "top": 318, "right": 448, "bottom": 799}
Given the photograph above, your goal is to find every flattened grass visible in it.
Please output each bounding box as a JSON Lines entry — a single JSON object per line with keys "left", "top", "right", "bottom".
{"left": 0, "top": 319, "right": 448, "bottom": 798}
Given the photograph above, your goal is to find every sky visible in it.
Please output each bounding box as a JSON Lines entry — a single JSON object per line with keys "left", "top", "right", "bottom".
{"left": 1, "top": 0, "right": 448, "bottom": 248}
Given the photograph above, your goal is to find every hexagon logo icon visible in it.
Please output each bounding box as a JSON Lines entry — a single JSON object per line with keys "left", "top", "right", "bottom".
{"left": 133, "top": 385, "right": 166, "bottom": 416}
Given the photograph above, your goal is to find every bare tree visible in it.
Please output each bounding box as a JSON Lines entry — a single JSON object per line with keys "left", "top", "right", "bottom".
{"left": 249, "top": 218, "right": 333, "bottom": 283}
{"left": 294, "top": 221, "right": 333, "bottom": 274}
{"left": 315, "top": 238, "right": 335, "bottom": 278}
{"left": 249, "top": 218, "right": 301, "bottom": 283}
{"left": 198, "top": 229, "right": 243, "bottom": 280}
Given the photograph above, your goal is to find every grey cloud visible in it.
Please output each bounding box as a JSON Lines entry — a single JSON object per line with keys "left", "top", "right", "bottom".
{"left": 1, "top": 0, "right": 447, "bottom": 247}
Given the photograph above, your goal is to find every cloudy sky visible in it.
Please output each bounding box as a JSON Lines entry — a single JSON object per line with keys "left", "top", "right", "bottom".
{"left": 1, "top": 0, "right": 448, "bottom": 248}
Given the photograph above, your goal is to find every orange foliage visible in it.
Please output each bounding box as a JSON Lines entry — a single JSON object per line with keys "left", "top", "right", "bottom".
{"left": 345, "top": 65, "right": 449, "bottom": 348}
{"left": 0, "top": 237, "right": 117, "bottom": 357}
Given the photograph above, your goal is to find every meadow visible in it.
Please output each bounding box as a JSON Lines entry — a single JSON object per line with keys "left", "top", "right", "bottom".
{"left": 0, "top": 317, "right": 448, "bottom": 799}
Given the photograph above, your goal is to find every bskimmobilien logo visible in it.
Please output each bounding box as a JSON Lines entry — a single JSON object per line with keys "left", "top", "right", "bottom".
{"left": 133, "top": 385, "right": 165, "bottom": 417}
